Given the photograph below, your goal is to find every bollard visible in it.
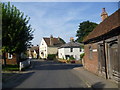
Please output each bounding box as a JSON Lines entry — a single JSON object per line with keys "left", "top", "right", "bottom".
{"left": 19, "top": 62, "right": 22, "bottom": 71}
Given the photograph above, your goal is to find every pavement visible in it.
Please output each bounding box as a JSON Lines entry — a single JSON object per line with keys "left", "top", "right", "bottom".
{"left": 73, "top": 67, "right": 119, "bottom": 89}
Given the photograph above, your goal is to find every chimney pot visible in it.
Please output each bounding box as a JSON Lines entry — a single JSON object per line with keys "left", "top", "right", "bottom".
{"left": 58, "top": 36, "right": 60, "bottom": 40}
{"left": 102, "top": 8, "right": 106, "bottom": 12}
{"left": 50, "top": 35, "right": 53, "bottom": 46}
{"left": 101, "top": 8, "right": 108, "bottom": 21}
{"left": 70, "top": 37, "right": 74, "bottom": 42}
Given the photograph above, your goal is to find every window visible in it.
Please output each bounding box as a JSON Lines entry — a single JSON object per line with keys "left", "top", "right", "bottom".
{"left": 70, "top": 48, "right": 73, "bottom": 52}
{"left": 8, "top": 53, "right": 13, "bottom": 59}
{"left": 89, "top": 46, "right": 92, "bottom": 60}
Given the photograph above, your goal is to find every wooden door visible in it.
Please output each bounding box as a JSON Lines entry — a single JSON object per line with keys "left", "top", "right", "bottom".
{"left": 108, "top": 41, "right": 119, "bottom": 82}
{"left": 98, "top": 44, "right": 106, "bottom": 77}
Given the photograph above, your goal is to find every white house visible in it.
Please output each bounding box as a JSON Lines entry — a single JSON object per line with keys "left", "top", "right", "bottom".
{"left": 39, "top": 35, "right": 65, "bottom": 59}
{"left": 58, "top": 38, "right": 84, "bottom": 60}
{"left": 27, "top": 46, "right": 39, "bottom": 59}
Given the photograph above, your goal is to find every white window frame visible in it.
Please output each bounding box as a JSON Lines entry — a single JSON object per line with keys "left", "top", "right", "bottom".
{"left": 8, "top": 53, "right": 13, "bottom": 59}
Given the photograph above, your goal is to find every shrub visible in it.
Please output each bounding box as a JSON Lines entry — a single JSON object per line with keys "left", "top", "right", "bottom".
{"left": 80, "top": 53, "right": 85, "bottom": 60}
{"left": 69, "top": 56, "right": 75, "bottom": 60}
{"left": 47, "top": 54, "right": 56, "bottom": 60}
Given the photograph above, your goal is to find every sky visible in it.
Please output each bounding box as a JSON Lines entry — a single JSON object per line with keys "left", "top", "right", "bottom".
{"left": 9, "top": 2, "right": 119, "bottom": 45}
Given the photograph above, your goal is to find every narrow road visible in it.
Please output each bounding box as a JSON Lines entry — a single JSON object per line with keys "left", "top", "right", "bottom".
{"left": 3, "top": 59, "right": 88, "bottom": 88}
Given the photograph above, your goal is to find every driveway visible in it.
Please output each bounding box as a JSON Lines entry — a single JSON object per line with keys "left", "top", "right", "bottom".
{"left": 3, "top": 59, "right": 88, "bottom": 88}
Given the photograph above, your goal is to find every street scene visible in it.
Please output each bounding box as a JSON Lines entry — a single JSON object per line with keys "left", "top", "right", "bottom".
{"left": 2, "top": 59, "right": 118, "bottom": 88}
{"left": 3, "top": 59, "right": 87, "bottom": 88}
{"left": 1, "top": 1, "right": 120, "bottom": 89}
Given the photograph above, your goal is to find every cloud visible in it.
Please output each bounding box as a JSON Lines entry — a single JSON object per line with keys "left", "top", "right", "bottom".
{"left": 7, "top": 2, "right": 118, "bottom": 45}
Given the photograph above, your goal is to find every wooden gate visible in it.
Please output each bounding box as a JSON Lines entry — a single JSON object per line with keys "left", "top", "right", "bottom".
{"left": 98, "top": 43, "right": 106, "bottom": 78}
{"left": 108, "top": 41, "right": 119, "bottom": 82}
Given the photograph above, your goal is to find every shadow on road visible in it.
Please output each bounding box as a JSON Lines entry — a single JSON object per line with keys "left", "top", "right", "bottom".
{"left": 91, "top": 82, "right": 105, "bottom": 89}
{"left": 30, "top": 60, "right": 83, "bottom": 71}
{"left": 2, "top": 71, "right": 35, "bottom": 88}
{"left": 91, "top": 82, "right": 118, "bottom": 90}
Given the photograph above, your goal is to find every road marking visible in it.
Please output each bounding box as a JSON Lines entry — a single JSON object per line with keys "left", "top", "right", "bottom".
{"left": 85, "top": 81, "right": 91, "bottom": 88}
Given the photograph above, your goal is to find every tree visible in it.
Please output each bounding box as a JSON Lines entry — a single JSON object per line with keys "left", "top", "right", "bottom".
{"left": 76, "top": 21, "right": 98, "bottom": 43}
{"left": 1, "top": 2, "right": 34, "bottom": 66}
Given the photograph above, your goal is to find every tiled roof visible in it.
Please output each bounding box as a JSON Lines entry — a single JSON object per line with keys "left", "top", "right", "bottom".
{"left": 43, "top": 37, "right": 64, "bottom": 47}
{"left": 83, "top": 9, "right": 120, "bottom": 43}
{"left": 60, "top": 42, "right": 83, "bottom": 48}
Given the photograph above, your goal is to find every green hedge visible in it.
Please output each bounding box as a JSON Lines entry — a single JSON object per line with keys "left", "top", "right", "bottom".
{"left": 47, "top": 54, "right": 56, "bottom": 60}
{"left": 69, "top": 56, "right": 75, "bottom": 60}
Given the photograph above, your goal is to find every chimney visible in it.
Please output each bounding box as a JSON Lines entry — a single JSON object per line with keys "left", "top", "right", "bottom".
{"left": 101, "top": 8, "right": 108, "bottom": 21}
{"left": 58, "top": 36, "right": 60, "bottom": 41}
{"left": 50, "top": 35, "right": 53, "bottom": 46}
{"left": 70, "top": 37, "right": 74, "bottom": 42}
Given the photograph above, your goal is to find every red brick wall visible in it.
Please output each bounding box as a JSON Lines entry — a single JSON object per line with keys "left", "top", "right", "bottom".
{"left": 2, "top": 53, "right": 17, "bottom": 65}
{"left": 83, "top": 43, "right": 99, "bottom": 75}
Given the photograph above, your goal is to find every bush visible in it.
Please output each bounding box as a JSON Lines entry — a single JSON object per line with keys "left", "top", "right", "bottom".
{"left": 69, "top": 56, "right": 75, "bottom": 60}
{"left": 47, "top": 54, "right": 56, "bottom": 60}
{"left": 80, "top": 53, "right": 85, "bottom": 60}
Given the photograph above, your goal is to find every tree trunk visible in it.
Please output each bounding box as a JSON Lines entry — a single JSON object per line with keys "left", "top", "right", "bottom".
{"left": 16, "top": 53, "right": 20, "bottom": 67}
{"left": 3, "top": 52, "right": 7, "bottom": 66}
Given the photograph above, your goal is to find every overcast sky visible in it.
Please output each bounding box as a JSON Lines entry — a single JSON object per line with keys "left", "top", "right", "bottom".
{"left": 10, "top": 2, "right": 118, "bottom": 45}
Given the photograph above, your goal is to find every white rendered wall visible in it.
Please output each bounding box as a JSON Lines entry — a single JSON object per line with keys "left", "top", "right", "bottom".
{"left": 39, "top": 38, "right": 48, "bottom": 59}
{"left": 58, "top": 48, "right": 65, "bottom": 59}
{"left": 58, "top": 48, "right": 84, "bottom": 60}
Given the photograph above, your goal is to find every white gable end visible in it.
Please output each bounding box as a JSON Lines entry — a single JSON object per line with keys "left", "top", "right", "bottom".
{"left": 39, "top": 38, "right": 48, "bottom": 59}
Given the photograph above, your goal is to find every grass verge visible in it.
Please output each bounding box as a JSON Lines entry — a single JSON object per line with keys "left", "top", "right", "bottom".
{"left": 2, "top": 65, "right": 19, "bottom": 71}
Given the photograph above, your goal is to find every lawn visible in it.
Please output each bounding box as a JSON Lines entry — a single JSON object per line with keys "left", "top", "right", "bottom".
{"left": 2, "top": 65, "right": 19, "bottom": 71}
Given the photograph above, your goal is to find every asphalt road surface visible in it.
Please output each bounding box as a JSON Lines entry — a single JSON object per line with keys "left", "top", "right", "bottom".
{"left": 3, "top": 59, "right": 88, "bottom": 88}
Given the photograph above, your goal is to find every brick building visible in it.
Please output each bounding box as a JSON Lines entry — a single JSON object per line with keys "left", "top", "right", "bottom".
{"left": 2, "top": 53, "right": 17, "bottom": 65}
{"left": 83, "top": 8, "right": 120, "bottom": 83}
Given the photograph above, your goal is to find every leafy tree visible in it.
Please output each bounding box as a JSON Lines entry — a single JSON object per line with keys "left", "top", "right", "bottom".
{"left": 1, "top": 2, "right": 34, "bottom": 66}
{"left": 76, "top": 21, "right": 98, "bottom": 43}
{"left": 80, "top": 53, "right": 85, "bottom": 60}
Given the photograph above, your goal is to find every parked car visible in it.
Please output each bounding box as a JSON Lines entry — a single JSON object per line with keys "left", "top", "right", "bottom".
{"left": 71, "top": 60, "right": 75, "bottom": 63}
